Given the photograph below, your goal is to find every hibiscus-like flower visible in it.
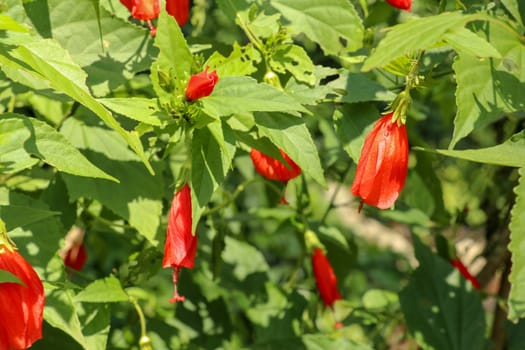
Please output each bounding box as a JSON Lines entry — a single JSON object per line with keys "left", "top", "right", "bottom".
{"left": 163, "top": 184, "right": 198, "bottom": 303}
{"left": 351, "top": 112, "right": 408, "bottom": 210}
{"left": 185, "top": 67, "right": 219, "bottom": 101}
{"left": 386, "top": 0, "right": 411, "bottom": 11}
{"left": 311, "top": 248, "right": 342, "bottom": 307}
{"left": 0, "top": 225, "right": 45, "bottom": 350}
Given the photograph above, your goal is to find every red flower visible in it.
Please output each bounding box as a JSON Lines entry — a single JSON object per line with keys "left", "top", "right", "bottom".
{"left": 250, "top": 149, "right": 301, "bottom": 182}
{"left": 63, "top": 243, "right": 88, "bottom": 271}
{"left": 386, "top": 0, "right": 411, "bottom": 11}
{"left": 185, "top": 67, "right": 219, "bottom": 101}
{"left": 312, "top": 248, "right": 342, "bottom": 307}
{"left": 166, "top": 0, "right": 190, "bottom": 27}
{"left": 163, "top": 184, "right": 198, "bottom": 303}
{"left": 450, "top": 258, "right": 480, "bottom": 290}
{"left": 119, "top": 0, "right": 160, "bottom": 21}
{"left": 0, "top": 249, "right": 45, "bottom": 349}
{"left": 351, "top": 112, "right": 408, "bottom": 210}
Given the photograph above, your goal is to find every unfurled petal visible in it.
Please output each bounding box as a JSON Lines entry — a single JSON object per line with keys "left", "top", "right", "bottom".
{"left": 0, "top": 250, "right": 45, "bottom": 349}
{"left": 166, "top": 0, "right": 190, "bottom": 27}
{"left": 311, "top": 248, "right": 342, "bottom": 307}
{"left": 250, "top": 148, "right": 301, "bottom": 182}
{"left": 351, "top": 112, "right": 408, "bottom": 209}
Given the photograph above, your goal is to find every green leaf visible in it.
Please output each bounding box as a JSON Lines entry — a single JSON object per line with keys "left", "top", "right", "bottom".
{"left": 154, "top": 10, "right": 193, "bottom": 82}
{"left": 271, "top": 0, "right": 363, "bottom": 55}
{"left": 443, "top": 27, "right": 501, "bottom": 58}
{"left": 399, "top": 235, "right": 486, "bottom": 350}
{"left": 98, "top": 98, "right": 171, "bottom": 127}
{"left": 206, "top": 42, "right": 262, "bottom": 77}
{"left": 74, "top": 276, "right": 129, "bottom": 303}
{"left": 0, "top": 114, "right": 117, "bottom": 181}
{"left": 222, "top": 236, "right": 269, "bottom": 280}
{"left": 270, "top": 44, "right": 315, "bottom": 85}
{"left": 501, "top": 0, "right": 524, "bottom": 26}
{"left": 45, "top": 285, "right": 111, "bottom": 350}
{"left": 0, "top": 269, "right": 24, "bottom": 285}
{"left": 191, "top": 121, "right": 237, "bottom": 233}
{"left": 24, "top": 0, "right": 155, "bottom": 96}
{"left": 451, "top": 24, "right": 525, "bottom": 147}
{"left": 328, "top": 72, "right": 396, "bottom": 103}
{"left": 254, "top": 112, "right": 326, "bottom": 187}
{"left": 200, "top": 76, "right": 308, "bottom": 118}
{"left": 363, "top": 12, "right": 472, "bottom": 71}
{"left": 0, "top": 35, "right": 154, "bottom": 174}
{"left": 508, "top": 167, "right": 525, "bottom": 322}
{"left": 0, "top": 13, "right": 30, "bottom": 32}
{"left": 418, "top": 130, "right": 525, "bottom": 167}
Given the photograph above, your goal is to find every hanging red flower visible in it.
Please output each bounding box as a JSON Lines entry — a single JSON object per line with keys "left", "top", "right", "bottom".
{"left": 351, "top": 112, "right": 408, "bottom": 210}
{"left": 0, "top": 249, "right": 45, "bottom": 349}
{"left": 450, "top": 258, "right": 481, "bottom": 290}
{"left": 311, "top": 248, "right": 342, "bottom": 307}
{"left": 250, "top": 148, "right": 301, "bottom": 182}
{"left": 163, "top": 184, "right": 198, "bottom": 303}
{"left": 61, "top": 226, "right": 88, "bottom": 272}
{"left": 119, "top": 0, "right": 160, "bottom": 21}
{"left": 386, "top": 0, "right": 411, "bottom": 11}
{"left": 185, "top": 67, "right": 219, "bottom": 101}
{"left": 166, "top": 0, "right": 190, "bottom": 27}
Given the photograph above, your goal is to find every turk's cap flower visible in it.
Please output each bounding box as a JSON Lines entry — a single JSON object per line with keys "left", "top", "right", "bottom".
{"left": 185, "top": 67, "right": 219, "bottom": 101}
{"left": 120, "top": 0, "right": 160, "bottom": 21}
{"left": 166, "top": 0, "right": 190, "bottom": 27}
{"left": 0, "top": 248, "right": 45, "bottom": 349}
{"left": 386, "top": 0, "right": 411, "bottom": 11}
{"left": 250, "top": 148, "right": 301, "bottom": 182}
{"left": 350, "top": 111, "right": 409, "bottom": 209}
{"left": 60, "top": 226, "right": 88, "bottom": 271}
{"left": 163, "top": 184, "right": 198, "bottom": 303}
{"left": 311, "top": 248, "right": 343, "bottom": 308}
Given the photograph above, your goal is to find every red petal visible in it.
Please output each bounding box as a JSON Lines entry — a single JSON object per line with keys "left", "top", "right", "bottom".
{"left": 351, "top": 113, "right": 408, "bottom": 209}
{"left": 166, "top": 0, "right": 190, "bottom": 27}
{"left": 386, "top": 0, "right": 411, "bottom": 11}
{"left": 0, "top": 250, "right": 44, "bottom": 349}
{"left": 185, "top": 68, "right": 219, "bottom": 101}
{"left": 162, "top": 184, "right": 198, "bottom": 269}
{"left": 311, "top": 248, "right": 342, "bottom": 307}
{"left": 250, "top": 149, "right": 301, "bottom": 182}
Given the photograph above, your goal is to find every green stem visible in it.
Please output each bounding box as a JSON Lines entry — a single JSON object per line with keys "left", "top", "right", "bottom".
{"left": 130, "top": 297, "right": 148, "bottom": 339}
{"left": 319, "top": 163, "right": 353, "bottom": 225}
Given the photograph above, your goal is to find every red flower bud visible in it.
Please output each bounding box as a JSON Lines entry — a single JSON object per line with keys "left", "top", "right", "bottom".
{"left": 166, "top": 0, "right": 190, "bottom": 27}
{"left": 0, "top": 249, "right": 45, "bottom": 349}
{"left": 185, "top": 67, "right": 219, "bottom": 101}
{"left": 250, "top": 148, "right": 301, "bottom": 182}
{"left": 386, "top": 0, "right": 411, "bottom": 11}
{"left": 163, "top": 184, "right": 198, "bottom": 303}
{"left": 311, "top": 248, "right": 342, "bottom": 307}
{"left": 450, "top": 258, "right": 480, "bottom": 290}
{"left": 63, "top": 243, "right": 88, "bottom": 271}
{"left": 119, "top": 0, "right": 160, "bottom": 21}
{"left": 351, "top": 112, "right": 408, "bottom": 210}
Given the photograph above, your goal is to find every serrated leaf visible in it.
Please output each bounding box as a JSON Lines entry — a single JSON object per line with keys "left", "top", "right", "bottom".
{"left": 201, "top": 76, "right": 307, "bottom": 118}
{"left": 0, "top": 35, "right": 154, "bottom": 174}
{"left": 98, "top": 98, "right": 171, "bottom": 126}
{"left": 154, "top": 10, "right": 193, "bottom": 82}
{"left": 206, "top": 42, "right": 262, "bottom": 77}
{"left": 400, "top": 235, "right": 486, "bottom": 350}
{"left": 270, "top": 44, "right": 315, "bottom": 85}
{"left": 45, "top": 285, "right": 111, "bottom": 350}
{"left": 271, "top": 0, "right": 363, "bottom": 56}
{"left": 443, "top": 27, "right": 501, "bottom": 58}
{"left": 0, "top": 114, "right": 117, "bottom": 181}
{"left": 451, "top": 24, "right": 525, "bottom": 147}
{"left": 254, "top": 112, "right": 326, "bottom": 187}
{"left": 508, "top": 167, "right": 525, "bottom": 322}
{"left": 74, "top": 276, "right": 129, "bottom": 303}
{"left": 0, "top": 269, "right": 23, "bottom": 285}
{"left": 191, "top": 121, "right": 237, "bottom": 233}
{"left": 363, "top": 12, "right": 472, "bottom": 71}
{"left": 328, "top": 72, "right": 396, "bottom": 103}
{"left": 417, "top": 131, "right": 525, "bottom": 167}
